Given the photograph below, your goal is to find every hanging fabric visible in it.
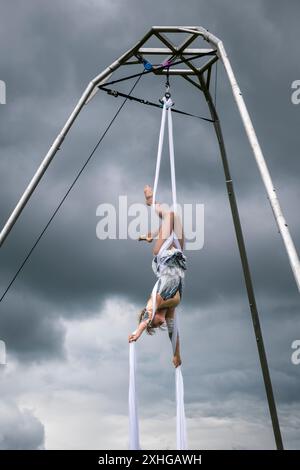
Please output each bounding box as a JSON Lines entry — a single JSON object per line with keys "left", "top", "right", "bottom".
{"left": 129, "top": 94, "right": 188, "bottom": 450}
{"left": 129, "top": 335, "right": 141, "bottom": 450}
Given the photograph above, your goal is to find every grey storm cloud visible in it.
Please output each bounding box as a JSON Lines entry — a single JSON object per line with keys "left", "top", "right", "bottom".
{"left": 0, "top": 399, "right": 44, "bottom": 450}
{"left": 0, "top": 0, "right": 299, "bottom": 450}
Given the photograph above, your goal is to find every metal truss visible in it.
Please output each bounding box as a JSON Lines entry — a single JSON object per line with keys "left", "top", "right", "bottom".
{"left": 1, "top": 26, "right": 299, "bottom": 450}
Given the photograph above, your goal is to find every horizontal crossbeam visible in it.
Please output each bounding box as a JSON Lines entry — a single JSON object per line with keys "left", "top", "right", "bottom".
{"left": 137, "top": 47, "right": 215, "bottom": 56}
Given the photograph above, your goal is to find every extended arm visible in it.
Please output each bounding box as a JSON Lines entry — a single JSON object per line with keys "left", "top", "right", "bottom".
{"left": 128, "top": 314, "right": 150, "bottom": 342}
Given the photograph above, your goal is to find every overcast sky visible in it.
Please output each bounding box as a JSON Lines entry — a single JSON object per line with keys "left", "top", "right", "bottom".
{"left": 0, "top": 0, "right": 299, "bottom": 450}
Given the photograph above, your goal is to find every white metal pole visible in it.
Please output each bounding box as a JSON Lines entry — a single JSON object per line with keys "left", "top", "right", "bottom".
{"left": 0, "top": 28, "right": 154, "bottom": 247}
{"left": 217, "top": 41, "right": 300, "bottom": 292}
{"left": 183, "top": 26, "right": 300, "bottom": 293}
{"left": 0, "top": 65, "right": 115, "bottom": 246}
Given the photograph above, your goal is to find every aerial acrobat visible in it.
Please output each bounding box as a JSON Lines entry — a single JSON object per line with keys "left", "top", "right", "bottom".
{"left": 128, "top": 185, "right": 186, "bottom": 369}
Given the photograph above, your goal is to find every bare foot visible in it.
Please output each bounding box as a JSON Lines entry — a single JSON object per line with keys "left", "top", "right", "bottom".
{"left": 173, "top": 355, "right": 182, "bottom": 368}
{"left": 144, "top": 185, "right": 153, "bottom": 206}
{"left": 138, "top": 233, "right": 153, "bottom": 243}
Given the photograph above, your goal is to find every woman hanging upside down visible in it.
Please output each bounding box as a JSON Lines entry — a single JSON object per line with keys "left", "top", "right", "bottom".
{"left": 128, "top": 185, "right": 187, "bottom": 368}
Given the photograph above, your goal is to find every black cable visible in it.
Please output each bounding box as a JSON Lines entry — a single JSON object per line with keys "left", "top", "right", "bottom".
{"left": 0, "top": 73, "right": 144, "bottom": 303}
{"left": 99, "top": 86, "right": 214, "bottom": 123}
{"left": 166, "top": 67, "right": 170, "bottom": 90}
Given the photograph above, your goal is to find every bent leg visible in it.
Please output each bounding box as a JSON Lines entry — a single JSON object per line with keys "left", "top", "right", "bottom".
{"left": 145, "top": 292, "right": 168, "bottom": 322}
{"left": 174, "top": 213, "right": 184, "bottom": 250}
{"left": 159, "top": 290, "right": 181, "bottom": 309}
{"left": 145, "top": 290, "right": 180, "bottom": 321}
{"left": 153, "top": 211, "right": 175, "bottom": 256}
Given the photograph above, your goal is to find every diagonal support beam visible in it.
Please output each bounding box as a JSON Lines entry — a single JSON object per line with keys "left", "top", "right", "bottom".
{"left": 206, "top": 64, "right": 212, "bottom": 90}
{"left": 154, "top": 31, "right": 200, "bottom": 75}
{"left": 199, "top": 75, "right": 284, "bottom": 451}
{"left": 0, "top": 28, "right": 157, "bottom": 246}
{"left": 178, "top": 26, "right": 300, "bottom": 293}
{"left": 218, "top": 40, "right": 300, "bottom": 292}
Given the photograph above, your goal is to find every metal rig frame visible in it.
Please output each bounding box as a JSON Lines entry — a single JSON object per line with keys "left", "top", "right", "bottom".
{"left": 1, "top": 25, "right": 300, "bottom": 449}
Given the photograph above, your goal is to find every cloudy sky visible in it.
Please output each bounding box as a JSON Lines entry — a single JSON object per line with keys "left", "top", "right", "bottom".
{"left": 0, "top": 0, "right": 299, "bottom": 450}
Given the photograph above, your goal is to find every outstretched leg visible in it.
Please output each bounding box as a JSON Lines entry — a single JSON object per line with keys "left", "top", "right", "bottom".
{"left": 166, "top": 307, "right": 182, "bottom": 368}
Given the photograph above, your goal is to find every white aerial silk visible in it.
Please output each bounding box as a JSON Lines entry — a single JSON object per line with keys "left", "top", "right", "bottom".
{"left": 129, "top": 338, "right": 140, "bottom": 450}
{"left": 129, "top": 96, "right": 188, "bottom": 450}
